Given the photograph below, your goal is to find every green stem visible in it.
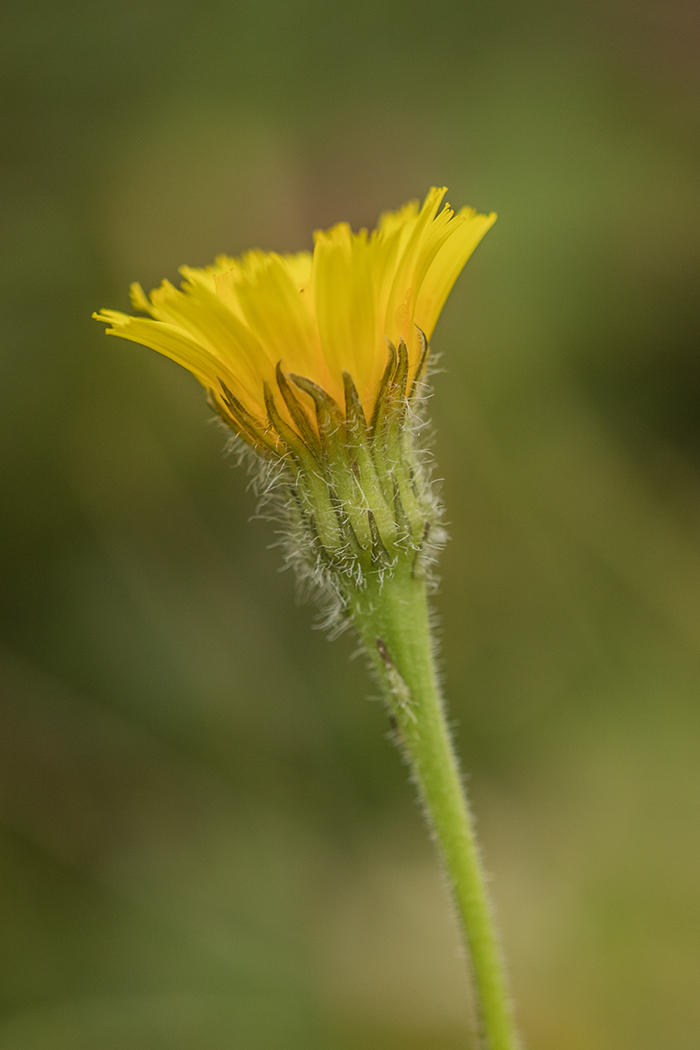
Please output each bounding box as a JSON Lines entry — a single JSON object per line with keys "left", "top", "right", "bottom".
{"left": 347, "top": 563, "right": 519, "bottom": 1050}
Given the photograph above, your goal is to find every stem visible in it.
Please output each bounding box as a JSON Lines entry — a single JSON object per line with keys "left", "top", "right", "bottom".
{"left": 347, "top": 563, "right": 519, "bottom": 1050}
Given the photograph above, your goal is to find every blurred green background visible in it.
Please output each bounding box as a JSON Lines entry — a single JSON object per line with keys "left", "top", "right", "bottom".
{"left": 1, "top": 0, "right": 700, "bottom": 1047}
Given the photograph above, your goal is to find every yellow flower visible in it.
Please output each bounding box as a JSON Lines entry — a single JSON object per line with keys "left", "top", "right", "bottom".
{"left": 94, "top": 187, "right": 495, "bottom": 454}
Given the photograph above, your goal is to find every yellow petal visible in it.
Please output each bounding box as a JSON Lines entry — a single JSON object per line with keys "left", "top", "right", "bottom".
{"left": 231, "top": 253, "right": 324, "bottom": 389}
{"left": 383, "top": 187, "right": 448, "bottom": 347}
{"left": 414, "top": 210, "right": 497, "bottom": 339}
{"left": 93, "top": 309, "right": 266, "bottom": 419}
{"left": 311, "top": 224, "right": 376, "bottom": 404}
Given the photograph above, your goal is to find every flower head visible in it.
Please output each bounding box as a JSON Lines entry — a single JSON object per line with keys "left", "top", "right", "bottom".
{"left": 95, "top": 188, "right": 495, "bottom": 594}
{"left": 94, "top": 187, "right": 495, "bottom": 456}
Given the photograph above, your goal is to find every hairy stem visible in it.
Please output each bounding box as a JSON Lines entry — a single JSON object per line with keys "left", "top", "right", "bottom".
{"left": 347, "top": 564, "right": 519, "bottom": 1050}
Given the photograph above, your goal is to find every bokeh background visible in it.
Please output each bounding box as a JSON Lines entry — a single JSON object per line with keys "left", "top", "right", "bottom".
{"left": 2, "top": 0, "right": 700, "bottom": 1047}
